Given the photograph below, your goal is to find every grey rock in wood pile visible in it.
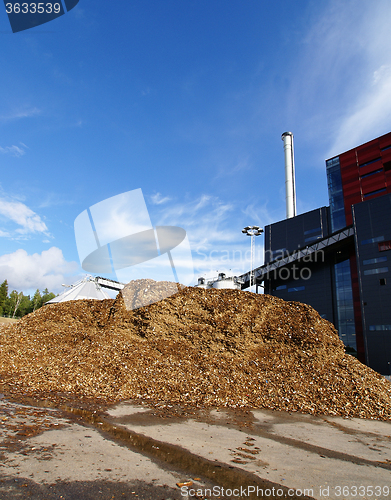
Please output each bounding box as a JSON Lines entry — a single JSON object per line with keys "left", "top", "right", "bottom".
{"left": 121, "top": 279, "right": 183, "bottom": 311}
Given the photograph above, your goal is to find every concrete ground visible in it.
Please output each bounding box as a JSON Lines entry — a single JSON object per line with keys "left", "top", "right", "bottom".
{"left": 0, "top": 395, "right": 390, "bottom": 500}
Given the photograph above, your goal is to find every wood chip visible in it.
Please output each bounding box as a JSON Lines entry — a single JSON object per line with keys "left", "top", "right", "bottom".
{"left": 0, "top": 280, "right": 390, "bottom": 420}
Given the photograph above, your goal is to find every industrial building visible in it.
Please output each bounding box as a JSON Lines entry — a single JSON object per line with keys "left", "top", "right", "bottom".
{"left": 241, "top": 131, "right": 391, "bottom": 375}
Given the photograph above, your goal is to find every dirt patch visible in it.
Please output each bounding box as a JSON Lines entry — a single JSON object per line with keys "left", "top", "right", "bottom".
{"left": 0, "top": 281, "right": 390, "bottom": 419}
{"left": 0, "top": 317, "right": 18, "bottom": 324}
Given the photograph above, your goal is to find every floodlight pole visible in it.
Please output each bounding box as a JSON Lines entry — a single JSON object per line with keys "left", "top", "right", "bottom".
{"left": 251, "top": 232, "right": 255, "bottom": 287}
{"left": 242, "top": 225, "right": 264, "bottom": 291}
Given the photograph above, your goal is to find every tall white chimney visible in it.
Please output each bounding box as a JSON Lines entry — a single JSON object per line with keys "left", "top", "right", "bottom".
{"left": 281, "top": 131, "right": 296, "bottom": 219}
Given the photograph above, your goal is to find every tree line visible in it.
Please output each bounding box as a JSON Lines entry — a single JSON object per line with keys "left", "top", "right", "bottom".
{"left": 0, "top": 280, "right": 56, "bottom": 319}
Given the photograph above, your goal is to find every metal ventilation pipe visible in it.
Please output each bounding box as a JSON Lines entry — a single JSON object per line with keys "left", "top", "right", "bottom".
{"left": 281, "top": 131, "right": 297, "bottom": 219}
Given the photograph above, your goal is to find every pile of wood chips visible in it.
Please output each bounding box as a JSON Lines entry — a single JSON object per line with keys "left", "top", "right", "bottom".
{"left": 1, "top": 280, "right": 391, "bottom": 419}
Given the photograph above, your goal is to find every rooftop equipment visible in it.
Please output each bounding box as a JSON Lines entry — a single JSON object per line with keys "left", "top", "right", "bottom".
{"left": 212, "top": 274, "right": 243, "bottom": 289}
{"left": 195, "top": 274, "right": 244, "bottom": 290}
{"left": 196, "top": 277, "right": 208, "bottom": 289}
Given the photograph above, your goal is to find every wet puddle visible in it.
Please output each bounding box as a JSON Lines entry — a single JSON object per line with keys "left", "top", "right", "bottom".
{"left": 0, "top": 392, "right": 314, "bottom": 500}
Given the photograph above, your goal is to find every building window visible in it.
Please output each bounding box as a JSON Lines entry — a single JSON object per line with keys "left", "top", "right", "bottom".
{"left": 363, "top": 267, "right": 388, "bottom": 276}
{"left": 380, "top": 278, "right": 387, "bottom": 286}
{"left": 363, "top": 257, "right": 387, "bottom": 265}
{"left": 361, "top": 235, "right": 384, "bottom": 245}
{"left": 360, "top": 169, "right": 383, "bottom": 179}
{"left": 287, "top": 286, "right": 305, "bottom": 292}
{"left": 304, "top": 234, "right": 322, "bottom": 243}
{"left": 304, "top": 227, "right": 322, "bottom": 235}
{"left": 275, "top": 285, "right": 287, "bottom": 290}
{"left": 379, "top": 240, "right": 391, "bottom": 252}
{"left": 369, "top": 325, "right": 391, "bottom": 331}
{"left": 359, "top": 157, "right": 381, "bottom": 168}
{"left": 334, "top": 259, "right": 356, "bottom": 351}
{"left": 326, "top": 157, "right": 346, "bottom": 233}
{"left": 363, "top": 188, "right": 387, "bottom": 199}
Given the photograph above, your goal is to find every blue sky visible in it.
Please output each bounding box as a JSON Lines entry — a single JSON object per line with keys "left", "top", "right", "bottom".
{"left": 1, "top": 0, "right": 391, "bottom": 295}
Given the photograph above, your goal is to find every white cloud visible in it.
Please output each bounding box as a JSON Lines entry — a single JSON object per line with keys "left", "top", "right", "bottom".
{"left": 214, "top": 156, "right": 251, "bottom": 179}
{"left": 38, "top": 191, "right": 76, "bottom": 209}
{"left": 149, "top": 193, "right": 264, "bottom": 280}
{"left": 88, "top": 189, "right": 151, "bottom": 246}
{"left": 328, "top": 64, "right": 391, "bottom": 156}
{"left": 150, "top": 192, "right": 172, "bottom": 205}
{"left": 287, "top": 0, "right": 391, "bottom": 158}
{"left": 153, "top": 194, "right": 234, "bottom": 239}
{"left": 0, "top": 247, "right": 79, "bottom": 293}
{"left": 0, "top": 199, "right": 48, "bottom": 235}
{"left": 0, "top": 144, "right": 26, "bottom": 157}
{"left": 0, "top": 107, "right": 41, "bottom": 122}
{"left": 241, "top": 202, "right": 282, "bottom": 228}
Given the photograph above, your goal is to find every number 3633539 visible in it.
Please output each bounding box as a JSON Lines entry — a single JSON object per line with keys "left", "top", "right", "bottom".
{"left": 5, "top": 3, "right": 62, "bottom": 14}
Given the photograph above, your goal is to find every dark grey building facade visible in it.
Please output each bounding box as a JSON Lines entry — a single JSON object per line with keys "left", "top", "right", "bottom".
{"left": 352, "top": 194, "right": 391, "bottom": 373}
{"left": 242, "top": 132, "right": 391, "bottom": 375}
{"left": 263, "top": 207, "right": 335, "bottom": 324}
{"left": 263, "top": 207, "right": 357, "bottom": 356}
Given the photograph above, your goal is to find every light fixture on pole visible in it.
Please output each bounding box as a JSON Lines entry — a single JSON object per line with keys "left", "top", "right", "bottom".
{"left": 242, "top": 225, "right": 263, "bottom": 290}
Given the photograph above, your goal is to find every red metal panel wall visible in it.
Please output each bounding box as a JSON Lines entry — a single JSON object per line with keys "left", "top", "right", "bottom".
{"left": 357, "top": 141, "right": 380, "bottom": 165}
{"left": 338, "top": 132, "right": 391, "bottom": 224}
{"left": 385, "top": 171, "right": 391, "bottom": 185}
{"left": 359, "top": 159, "right": 382, "bottom": 177}
{"left": 378, "top": 132, "right": 391, "bottom": 150}
{"left": 381, "top": 149, "right": 391, "bottom": 164}
{"left": 360, "top": 172, "right": 386, "bottom": 195}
